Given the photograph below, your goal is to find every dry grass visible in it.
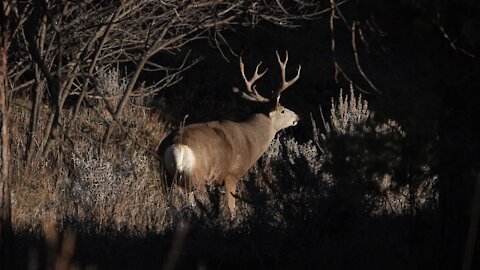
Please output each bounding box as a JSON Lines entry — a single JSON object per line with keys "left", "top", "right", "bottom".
{"left": 10, "top": 73, "right": 171, "bottom": 232}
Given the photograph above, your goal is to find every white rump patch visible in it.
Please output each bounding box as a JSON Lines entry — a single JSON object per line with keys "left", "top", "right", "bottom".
{"left": 164, "top": 144, "right": 196, "bottom": 175}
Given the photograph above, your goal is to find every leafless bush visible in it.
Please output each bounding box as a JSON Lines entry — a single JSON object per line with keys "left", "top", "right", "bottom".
{"left": 10, "top": 94, "right": 170, "bottom": 231}
{"left": 313, "top": 86, "right": 437, "bottom": 215}
{"left": 264, "top": 136, "right": 322, "bottom": 176}
{"left": 94, "top": 66, "right": 128, "bottom": 107}
{"left": 59, "top": 145, "right": 167, "bottom": 231}
{"left": 319, "top": 84, "right": 370, "bottom": 136}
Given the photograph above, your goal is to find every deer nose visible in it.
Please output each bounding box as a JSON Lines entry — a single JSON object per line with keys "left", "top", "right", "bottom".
{"left": 292, "top": 115, "right": 300, "bottom": 126}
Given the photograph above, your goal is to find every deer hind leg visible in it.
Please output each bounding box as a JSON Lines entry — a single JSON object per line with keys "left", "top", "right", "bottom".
{"left": 224, "top": 178, "right": 238, "bottom": 216}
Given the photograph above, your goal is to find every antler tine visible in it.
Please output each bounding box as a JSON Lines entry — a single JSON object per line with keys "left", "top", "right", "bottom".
{"left": 275, "top": 50, "right": 301, "bottom": 96}
{"left": 238, "top": 56, "right": 270, "bottom": 102}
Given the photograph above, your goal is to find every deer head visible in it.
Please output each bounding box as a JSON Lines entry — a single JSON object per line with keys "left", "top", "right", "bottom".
{"left": 233, "top": 51, "right": 301, "bottom": 131}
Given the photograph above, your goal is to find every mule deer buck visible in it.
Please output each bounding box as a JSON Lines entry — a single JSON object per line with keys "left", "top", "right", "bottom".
{"left": 159, "top": 51, "right": 301, "bottom": 215}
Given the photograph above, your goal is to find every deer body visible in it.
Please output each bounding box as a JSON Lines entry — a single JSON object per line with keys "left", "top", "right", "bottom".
{"left": 159, "top": 52, "right": 301, "bottom": 215}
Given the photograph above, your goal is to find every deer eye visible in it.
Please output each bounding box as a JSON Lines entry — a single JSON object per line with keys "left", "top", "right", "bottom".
{"left": 281, "top": 109, "right": 285, "bottom": 114}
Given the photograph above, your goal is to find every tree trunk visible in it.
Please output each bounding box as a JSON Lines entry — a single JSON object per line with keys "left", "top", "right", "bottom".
{"left": 0, "top": 1, "right": 12, "bottom": 269}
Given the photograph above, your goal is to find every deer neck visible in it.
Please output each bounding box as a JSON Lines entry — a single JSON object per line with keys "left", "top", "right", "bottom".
{"left": 242, "top": 113, "right": 277, "bottom": 154}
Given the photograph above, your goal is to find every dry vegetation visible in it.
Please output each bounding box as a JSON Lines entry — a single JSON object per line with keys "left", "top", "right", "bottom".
{"left": 9, "top": 81, "right": 438, "bottom": 269}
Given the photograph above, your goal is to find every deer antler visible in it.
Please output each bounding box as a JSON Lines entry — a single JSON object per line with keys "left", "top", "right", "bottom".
{"left": 273, "top": 51, "right": 301, "bottom": 102}
{"left": 233, "top": 56, "right": 270, "bottom": 103}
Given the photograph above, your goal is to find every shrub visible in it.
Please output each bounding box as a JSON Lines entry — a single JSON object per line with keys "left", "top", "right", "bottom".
{"left": 313, "top": 85, "right": 436, "bottom": 216}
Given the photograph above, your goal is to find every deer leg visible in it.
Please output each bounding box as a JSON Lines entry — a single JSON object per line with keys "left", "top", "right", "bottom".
{"left": 224, "top": 178, "right": 238, "bottom": 216}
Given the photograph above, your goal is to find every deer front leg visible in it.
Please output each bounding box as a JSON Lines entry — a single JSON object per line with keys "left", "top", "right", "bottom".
{"left": 224, "top": 178, "right": 238, "bottom": 216}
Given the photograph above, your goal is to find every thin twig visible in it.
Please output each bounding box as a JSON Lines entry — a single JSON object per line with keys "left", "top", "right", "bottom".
{"left": 351, "top": 21, "right": 380, "bottom": 93}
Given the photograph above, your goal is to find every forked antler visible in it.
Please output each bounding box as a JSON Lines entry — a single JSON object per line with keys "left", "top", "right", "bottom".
{"left": 234, "top": 52, "right": 301, "bottom": 104}
{"left": 273, "top": 51, "right": 301, "bottom": 103}
{"left": 233, "top": 56, "right": 270, "bottom": 103}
